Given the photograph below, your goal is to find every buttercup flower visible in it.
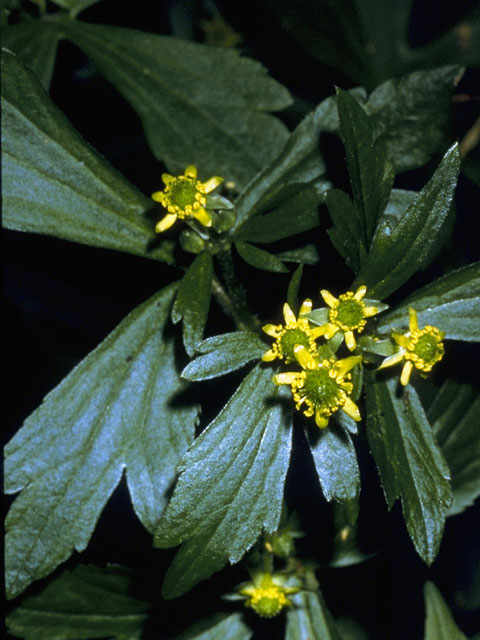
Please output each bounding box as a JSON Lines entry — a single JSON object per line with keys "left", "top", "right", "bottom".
{"left": 239, "top": 572, "right": 299, "bottom": 618}
{"left": 152, "top": 165, "right": 223, "bottom": 232}
{"left": 262, "top": 299, "right": 324, "bottom": 363}
{"left": 316, "top": 285, "right": 379, "bottom": 351}
{"left": 378, "top": 307, "right": 445, "bottom": 385}
{"left": 274, "top": 345, "right": 362, "bottom": 428}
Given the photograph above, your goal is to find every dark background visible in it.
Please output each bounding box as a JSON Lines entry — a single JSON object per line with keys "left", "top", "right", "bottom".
{"left": 4, "top": 1, "right": 480, "bottom": 638}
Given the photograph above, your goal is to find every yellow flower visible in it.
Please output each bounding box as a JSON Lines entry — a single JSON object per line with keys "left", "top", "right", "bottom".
{"left": 262, "top": 300, "right": 325, "bottom": 363}
{"left": 274, "top": 345, "right": 362, "bottom": 428}
{"left": 316, "top": 286, "right": 379, "bottom": 351}
{"left": 152, "top": 165, "right": 223, "bottom": 232}
{"left": 239, "top": 572, "right": 299, "bottom": 618}
{"left": 378, "top": 307, "right": 445, "bottom": 385}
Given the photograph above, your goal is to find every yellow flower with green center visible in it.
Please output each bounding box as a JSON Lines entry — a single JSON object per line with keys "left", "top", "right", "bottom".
{"left": 239, "top": 572, "right": 299, "bottom": 618}
{"left": 274, "top": 345, "right": 362, "bottom": 428}
{"left": 262, "top": 299, "right": 325, "bottom": 363}
{"left": 316, "top": 285, "right": 379, "bottom": 351}
{"left": 152, "top": 165, "right": 223, "bottom": 232}
{"left": 378, "top": 307, "right": 445, "bottom": 385}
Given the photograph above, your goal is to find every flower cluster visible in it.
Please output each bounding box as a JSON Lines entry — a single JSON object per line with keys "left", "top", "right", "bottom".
{"left": 262, "top": 287, "right": 446, "bottom": 427}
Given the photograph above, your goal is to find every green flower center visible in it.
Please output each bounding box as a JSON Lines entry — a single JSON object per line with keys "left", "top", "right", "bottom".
{"left": 331, "top": 297, "right": 365, "bottom": 330}
{"left": 280, "top": 328, "right": 311, "bottom": 361}
{"left": 169, "top": 179, "right": 198, "bottom": 209}
{"left": 412, "top": 332, "right": 444, "bottom": 364}
{"left": 302, "top": 367, "right": 343, "bottom": 409}
{"left": 250, "top": 589, "right": 287, "bottom": 617}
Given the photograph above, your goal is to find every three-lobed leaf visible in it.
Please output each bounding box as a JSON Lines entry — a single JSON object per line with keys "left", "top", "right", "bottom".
{"left": 423, "top": 582, "right": 468, "bottom": 640}
{"left": 376, "top": 262, "right": 480, "bottom": 341}
{"left": 5, "top": 284, "right": 198, "bottom": 599}
{"left": 354, "top": 144, "right": 461, "bottom": 300}
{"left": 60, "top": 20, "right": 291, "bottom": 189}
{"left": 6, "top": 564, "right": 149, "bottom": 640}
{"left": 365, "top": 374, "right": 452, "bottom": 564}
{"left": 1, "top": 50, "right": 172, "bottom": 263}
{"left": 154, "top": 364, "right": 293, "bottom": 598}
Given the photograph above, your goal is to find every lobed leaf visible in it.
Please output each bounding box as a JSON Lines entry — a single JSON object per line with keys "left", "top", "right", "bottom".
{"left": 5, "top": 284, "right": 198, "bottom": 599}
{"left": 423, "top": 582, "right": 467, "bottom": 640}
{"left": 354, "top": 144, "right": 460, "bottom": 300}
{"left": 235, "top": 241, "right": 288, "bottom": 273}
{"left": 181, "top": 331, "right": 265, "bottom": 381}
{"left": 60, "top": 20, "right": 291, "bottom": 189}
{"left": 365, "top": 374, "right": 451, "bottom": 564}
{"left": 6, "top": 564, "right": 149, "bottom": 640}
{"left": 336, "top": 87, "right": 394, "bottom": 252}
{"left": 1, "top": 50, "right": 173, "bottom": 263}
{"left": 171, "top": 252, "right": 213, "bottom": 356}
{"left": 428, "top": 380, "right": 480, "bottom": 516}
{"left": 1, "top": 20, "right": 60, "bottom": 89}
{"left": 376, "top": 262, "right": 480, "bottom": 341}
{"left": 154, "top": 364, "right": 293, "bottom": 598}
{"left": 285, "top": 590, "right": 343, "bottom": 640}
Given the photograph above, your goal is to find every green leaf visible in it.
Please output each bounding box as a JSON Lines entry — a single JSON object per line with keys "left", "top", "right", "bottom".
{"left": 1, "top": 20, "right": 60, "bottom": 89}
{"left": 286, "top": 590, "right": 343, "bottom": 640}
{"left": 154, "top": 364, "right": 293, "bottom": 598}
{"left": 232, "top": 92, "right": 346, "bottom": 231}
{"left": 51, "top": 0, "right": 102, "bottom": 17}
{"left": 376, "top": 263, "right": 480, "bottom": 341}
{"left": 172, "top": 252, "right": 213, "bottom": 356}
{"left": 428, "top": 380, "right": 480, "bottom": 516}
{"left": 336, "top": 87, "right": 394, "bottom": 251}
{"left": 5, "top": 284, "right": 198, "bottom": 599}
{"left": 1, "top": 49, "right": 173, "bottom": 263}
{"left": 6, "top": 564, "right": 149, "bottom": 640}
{"left": 423, "top": 582, "right": 468, "bottom": 640}
{"left": 326, "top": 188, "right": 364, "bottom": 272}
{"left": 235, "top": 241, "right": 288, "bottom": 273}
{"left": 277, "top": 244, "right": 320, "bottom": 265}
{"left": 354, "top": 144, "right": 461, "bottom": 300}
{"left": 366, "top": 66, "right": 464, "bottom": 173}
{"left": 60, "top": 20, "right": 291, "bottom": 189}
{"left": 287, "top": 264, "right": 304, "bottom": 314}
{"left": 181, "top": 331, "right": 265, "bottom": 381}
{"left": 365, "top": 373, "right": 451, "bottom": 564}
{"left": 236, "top": 186, "right": 322, "bottom": 244}
{"left": 171, "top": 613, "right": 252, "bottom": 640}
{"left": 306, "top": 426, "right": 360, "bottom": 508}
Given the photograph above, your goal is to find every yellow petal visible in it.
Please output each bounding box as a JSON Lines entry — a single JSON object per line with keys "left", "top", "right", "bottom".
{"left": 343, "top": 397, "right": 361, "bottom": 422}
{"left": 354, "top": 285, "right": 367, "bottom": 301}
{"left": 393, "top": 332, "right": 410, "bottom": 348}
{"left": 310, "top": 326, "right": 327, "bottom": 339}
{"left": 262, "top": 323, "right": 281, "bottom": 337}
{"left": 320, "top": 289, "right": 338, "bottom": 309}
{"left": 202, "top": 176, "right": 223, "bottom": 193}
{"left": 274, "top": 372, "right": 299, "bottom": 385}
{"left": 192, "top": 207, "right": 212, "bottom": 227}
{"left": 283, "top": 303, "right": 296, "bottom": 325}
{"left": 315, "top": 409, "right": 329, "bottom": 428}
{"left": 400, "top": 361, "right": 413, "bottom": 386}
{"left": 364, "top": 306, "right": 378, "bottom": 317}
{"left": 294, "top": 345, "right": 317, "bottom": 369}
{"left": 335, "top": 355, "right": 362, "bottom": 377}
{"left": 345, "top": 330, "right": 357, "bottom": 351}
{"left": 323, "top": 323, "right": 339, "bottom": 340}
{"left": 408, "top": 307, "right": 419, "bottom": 333}
{"left": 161, "top": 172, "right": 174, "bottom": 184}
{"left": 155, "top": 213, "right": 177, "bottom": 232}
{"left": 151, "top": 190, "right": 165, "bottom": 202}
{"left": 377, "top": 352, "right": 405, "bottom": 370}
{"left": 262, "top": 350, "right": 277, "bottom": 362}
{"left": 299, "top": 298, "right": 313, "bottom": 316}
{"left": 184, "top": 165, "right": 197, "bottom": 178}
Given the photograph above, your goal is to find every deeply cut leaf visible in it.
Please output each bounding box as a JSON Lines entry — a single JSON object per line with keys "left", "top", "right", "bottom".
{"left": 6, "top": 564, "right": 149, "bottom": 640}
{"left": 154, "top": 364, "right": 293, "bottom": 598}
{"left": 1, "top": 50, "right": 172, "bottom": 263}
{"left": 423, "top": 582, "right": 467, "bottom": 640}
{"left": 365, "top": 374, "right": 451, "bottom": 564}
{"left": 376, "top": 262, "right": 480, "bottom": 342}
{"left": 171, "top": 252, "right": 213, "bottom": 356}
{"left": 60, "top": 20, "right": 291, "bottom": 189}
{"left": 286, "top": 590, "right": 343, "bottom": 640}
{"left": 5, "top": 284, "right": 198, "bottom": 599}
{"left": 428, "top": 380, "right": 480, "bottom": 516}
{"left": 181, "top": 331, "right": 265, "bottom": 381}
{"left": 354, "top": 144, "right": 460, "bottom": 299}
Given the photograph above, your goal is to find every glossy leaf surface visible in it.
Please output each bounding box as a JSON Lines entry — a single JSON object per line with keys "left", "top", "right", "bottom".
{"left": 423, "top": 582, "right": 467, "bottom": 640}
